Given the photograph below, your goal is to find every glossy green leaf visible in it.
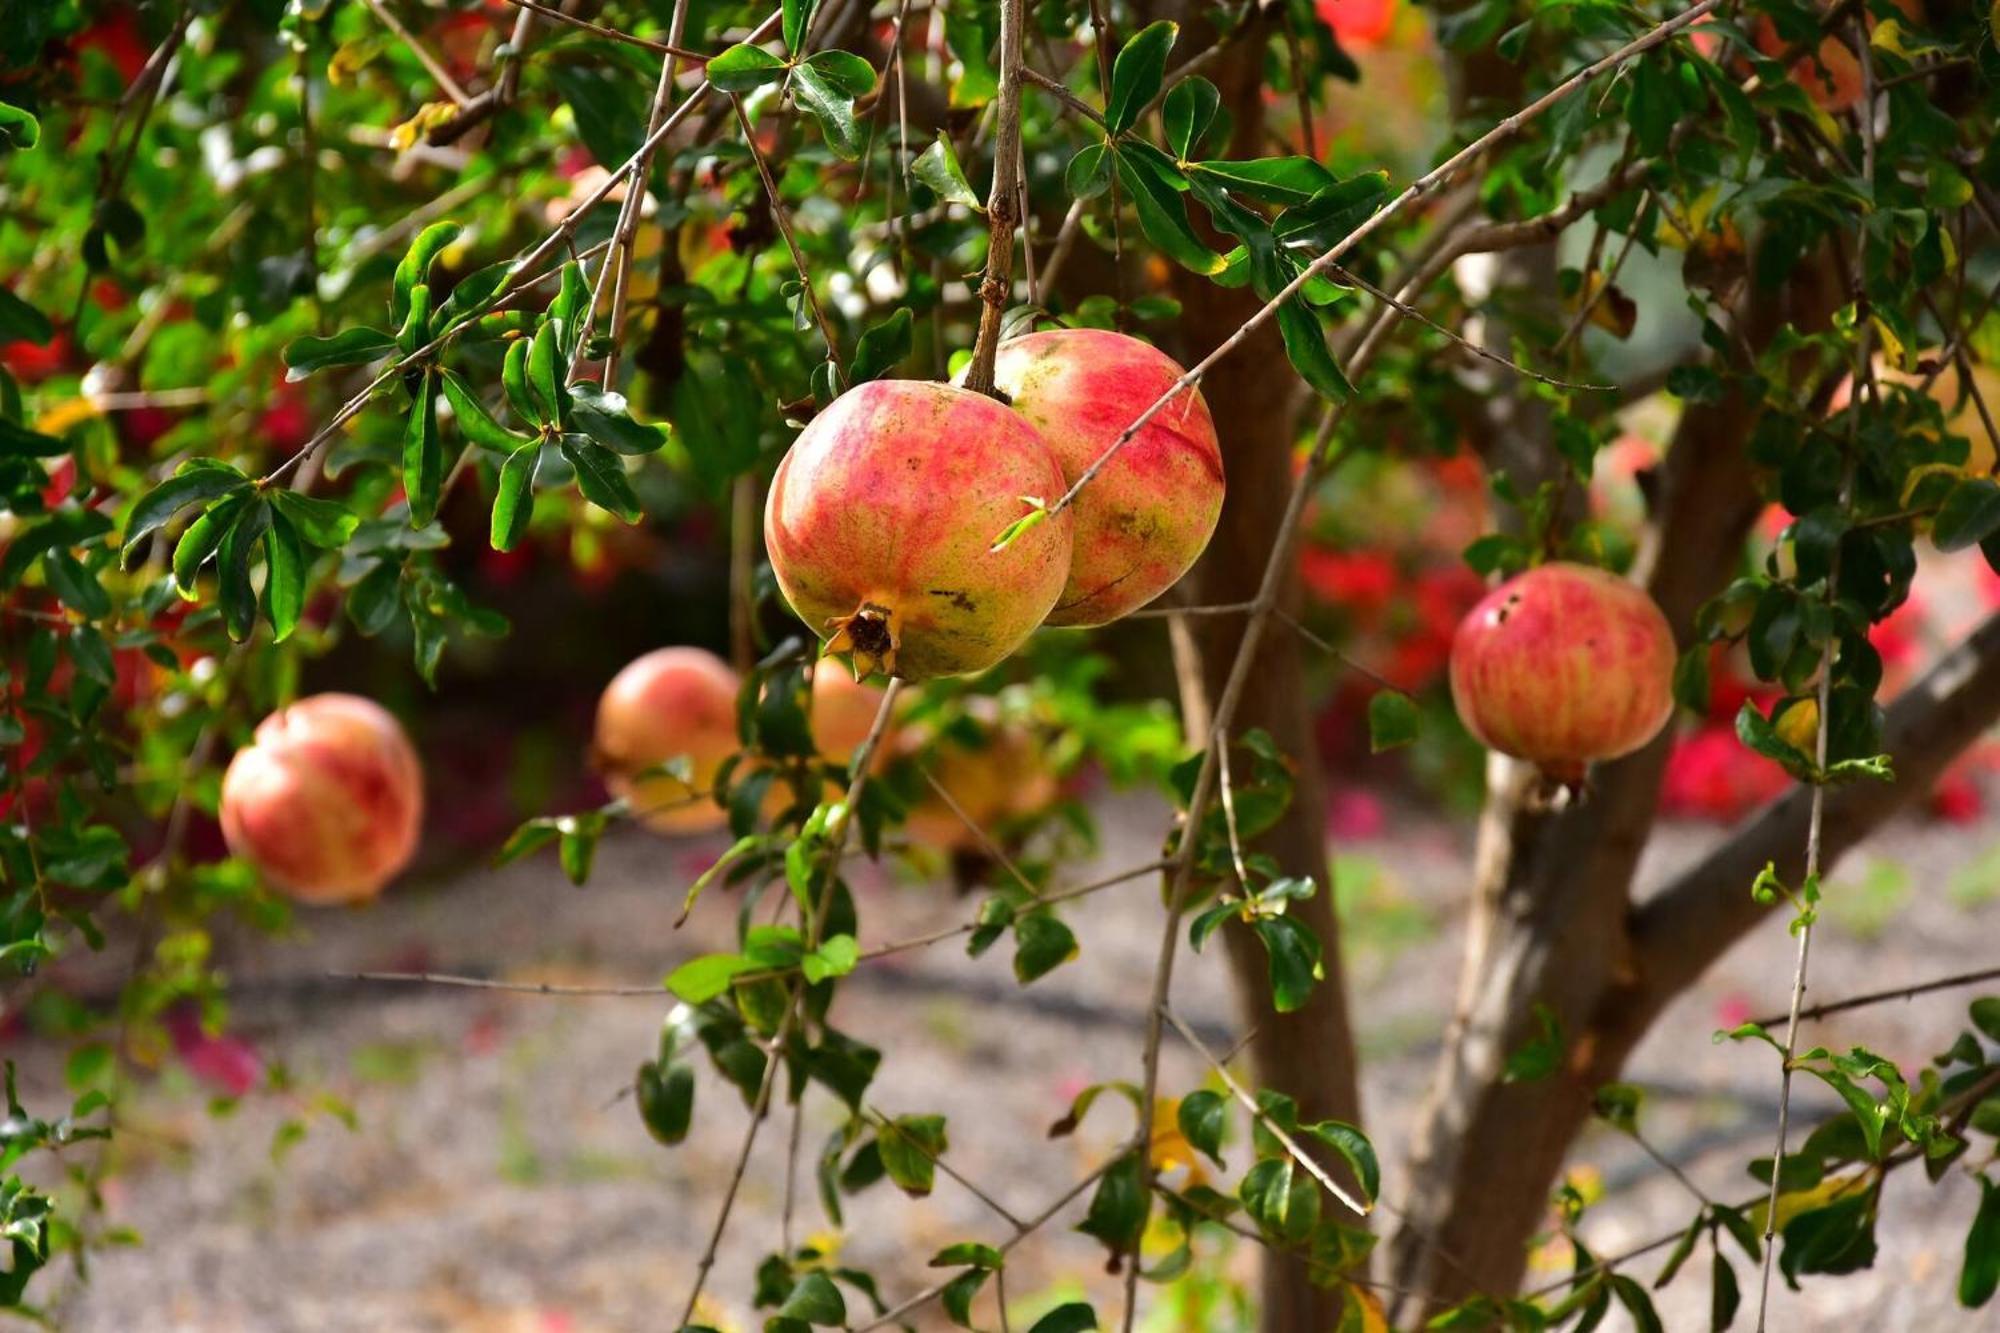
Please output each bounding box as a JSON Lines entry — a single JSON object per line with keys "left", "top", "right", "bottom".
{"left": 282, "top": 326, "right": 398, "bottom": 379}
{"left": 121, "top": 464, "right": 251, "bottom": 565}
{"left": 568, "top": 381, "right": 671, "bottom": 455}
{"left": 1191, "top": 156, "right": 1336, "bottom": 206}
{"left": 1025, "top": 1305, "right": 1097, "bottom": 1333}
{"left": 402, "top": 370, "right": 443, "bottom": 527}
{"left": 1065, "top": 142, "right": 1114, "bottom": 201}
{"left": 172, "top": 493, "right": 249, "bottom": 597}
{"left": 1366, "top": 690, "right": 1419, "bottom": 752}
{"left": 217, "top": 499, "right": 271, "bottom": 643}
{"left": 560, "top": 434, "right": 642, "bottom": 522}
{"left": 793, "top": 56, "right": 867, "bottom": 161}
{"left": 851, "top": 308, "right": 912, "bottom": 384}
{"left": 1962, "top": 1175, "right": 2000, "bottom": 1308}
{"left": 776, "top": 1272, "right": 846, "bottom": 1325}
{"left": 491, "top": 445, "right": 538, "bottom": 552}
{"left": 1177, "top": 1089, "right": 1228, "bottom": 1168}
{"left": 915, "top": 134, "right": 981, "bottom": 210}
{"left": 1277, "top": 296, "right": 1350, "bottom": 400}
{"left": 262, "top": 509, "right": 306, "bottom": 643}
{"left": 705, "top": 43, "right": 789, "bottom": 92}
{"left": 636, "top": 1060, "right": 695, "bottom": 1145}
{"left": 878, "top": 1114, "right": 947, "bottom": 1196}
{"left": 392, "top": 221, "right": 461, "bottom": 329}
{"left": 1163, "top": 77, "right": 1219, "bottom": 160}
{"left": 1106, "top": 21, "right": 1177, "bottom": 134}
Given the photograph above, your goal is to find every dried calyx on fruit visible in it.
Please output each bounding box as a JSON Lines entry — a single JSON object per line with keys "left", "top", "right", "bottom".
{"left": 1449, "top": 561, "right": 1677, "bottom": 784}
{"left": 765, "top": 379, "right": 1074, "bottom": 680}
{"left": 987, "top": 328, "right": 1225, "bottom": 627}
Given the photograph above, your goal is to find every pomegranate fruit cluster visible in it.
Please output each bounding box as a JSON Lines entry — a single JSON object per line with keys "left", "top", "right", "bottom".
{"left": 1449, "top": 561, "right": 1677, "bottom": 782}
{"left": 765, "top": 328, "right": 1225, "bottom": 680}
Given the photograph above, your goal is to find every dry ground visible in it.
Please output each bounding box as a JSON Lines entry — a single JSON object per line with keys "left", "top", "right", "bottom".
{"left": 11, "top": 788, "right": 2000, "bottom": 1331}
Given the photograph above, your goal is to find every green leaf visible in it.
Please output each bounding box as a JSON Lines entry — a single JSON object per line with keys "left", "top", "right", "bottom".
{"left": 268, "top": 489, "right": 359, "bottom": 548}
{"left": 802, "top": 933, "right": 860, "bottom": 984}
{"left": 793, "top": 56, "right": 867, "bottom": 162}
{"left": 1962, "top": 1175, "right": 2000, "bottom": 1308}
{"left": 441, "top": 368, "right": 534, "bottom": 452}
{"left": 217, "top": 499, "right": 271, "bottom": 643}
{"left": 527, "top": 321, "right": 564, "bottom": 424}
{"left": 1933, "top": 478, "right": 2000, "bottom": 552}
{"left": 560, "top": 434, "right": 642, "bottom": 522}
{"left": 0, "top": 288, "right": 52, "bottom": 344}
{"left": 1241, "top": 1157, "right": 1318, "bottom": 1244}
{"left": 1292, "top": 1117, "right": 1379, "bottom": 1207}
{"left": 1177, "top": 1089, "right": 1228, "bottom": 1168}
{"left": 1065, "top": 143, "right": 1114, "bottom": 201}
{"left": 1107, "top": 21, "right": 1177, "bottom": 134}
{"left": 1504, "top": 1002, "right": 1564, "bottom": 1083}
{"left": 43, "top": 549, "right": 108, "bottom": 618}
{"left": 636, "top": 1060, "right": 695, "bottom": 1145}
{"left": 1609, "top": 1273, "right": 1664, "bottom": 1333}
{"left": 1115, "top": 146, "right": 1226, "bottom": 276}
{"left": 1163, "top": 77, "right": 1219, "bottom": 160}
{"left": 801, "top": 48, "right": 876, "bottom": 97}
{"left": 915, "top": 135, "right": 981, "bottom": 210}
{"left": 1076, "top": 1151, "right": 1147, "bottom": 1253}
{"left": 1277, "top": 296, "right": 1350, "bottom": 400}
{"left": 878, "top": 1114, "right": 948, "bottom": 1196}
{"left": 0, "top": 416, "right": 67, "bottom": 458}
{"left": 1251, "top": 915, "right": 1322, "bottom": 1013}
{"left": 777, "top": 1271, "right": 846, "bottom": 1325}
{"left": 1971, "top": 998, "right": 2000, "bottom": 1043}
{"left": 491, "top": 445, "right": 538, "bottom": 552}
{"left": 989, "top": 497, "right": 1051, "bottom": 552}
{"left": 665, "top": 952, "right": 754, "bottom": 1003}
{"left": 263, "top": 508, "right": 306, "bottom": 643}
{"left": 568, "top": 382, "right": 671, "bottom": 455}
{"left": 1625, "top": 55, "right": 1675, "bottom": 158}
{"left": 121, "top": 464, "right": 251, "bottom": 564}
{"left": 402, "top": 370, "right": 443, "bottom": 527}
{"left": 1712, "top": 1250, "right": 1741, "bottom": 1329}
{"left": 706, "top": 43, "right": 788, "bottom": 92}
{"left": 851, "top": 309, "right": 913, "bottom": 384}
{"left": 282, "top": 326, "right": 398, "bottom": 379}
{"left": 173, "top": 493, "right": 249, "bottom": 597}
{"left": 1366, "top": 690, "right": 1419, "bottom": 752}
{"left": 1191, "top": 156, "right": 1336, "bottom": 206}
{"left": 502, "top": 334, "right": 542, "bottom": 426}
{"left": 783, "top": 0, "right": 820, "bottom": 55}
{"left": 1025, "top": 1305, "right": 1097, "bottom": 1333}
{"left": 393, "top": 221, "right": 461, "bottom": 330}
{"left": 0, "top": 102, "right": 40, "bottom": 150}
{"left": 1013, "top": 911, "right": 1079, "bottom": 984}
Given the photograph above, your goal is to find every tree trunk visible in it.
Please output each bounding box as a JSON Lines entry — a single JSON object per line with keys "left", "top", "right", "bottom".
{"left": 1388, "top": 239, "right": 1851, "bottom": 1309}
{"left": 1159, "top": 18, "right": 1362, "bottom": 1332}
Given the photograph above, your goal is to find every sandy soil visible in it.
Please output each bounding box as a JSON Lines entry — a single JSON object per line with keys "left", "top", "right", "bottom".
{"left": 13, "top": 788, "right": 2000, "bottom": 1332}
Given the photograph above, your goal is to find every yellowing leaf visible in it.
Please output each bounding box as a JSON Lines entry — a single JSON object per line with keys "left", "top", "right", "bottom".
{"left": 35, "top": 398, "right": 100, "bottom": 436}
{"left": 389, "top": 102, "right": 457, "bottom": 152}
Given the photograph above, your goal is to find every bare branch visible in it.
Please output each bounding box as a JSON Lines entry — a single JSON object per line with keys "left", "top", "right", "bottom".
{"left": 1748, "top": 963, "right": 2000, "bottom": 1030}
{"left": 962, "top": 0, "right": 1028, "bottom": 395}
{"left": 328, "top": 970, "right": 662, "bottom": 997}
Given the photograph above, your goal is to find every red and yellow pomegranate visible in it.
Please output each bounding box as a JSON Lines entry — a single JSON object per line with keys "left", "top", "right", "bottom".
{"left": 989, "top": 329, "right": 1224, "bottom": 627}
{"left": 219, "top": 694, "right": 424, "bottom": 905}
{"left": 898, "top": 701, "right": 1060, "bottom": 851}
{"left": 765, "top": 379, "right": 1073, "bottom": 679}
{"left": 1449, "top": 562, "right": 1677, "bottom": 781}
{"left": 594, "top": 647, "right": 739, "bottom": 834}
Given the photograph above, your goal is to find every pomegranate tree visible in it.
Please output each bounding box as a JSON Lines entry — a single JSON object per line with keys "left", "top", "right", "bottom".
{"left": 219, "top": 693, "right": 424, "bottom": 905}
{"left": 764, "top": 379, "right": 1073, "bottom": 679}
{"left": 989, "top": 329, "right": 1224, "bottom": 626}
{"left": 593, "top": 647, "right": 739, "bottom": 833}
{"left": 1449, "top": 562, "right": 1677, "bottom": 781}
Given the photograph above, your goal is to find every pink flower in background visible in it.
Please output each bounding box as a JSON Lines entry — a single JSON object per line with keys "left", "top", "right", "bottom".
{"left": 1715, "top": 993, "right": 1752, "bottom": 1029}
{"left": 165, "top": 1008, "right": 263, "bottom": 1100}
{"left": 1327, "top": 787, "right": 1386, "bottom": 840}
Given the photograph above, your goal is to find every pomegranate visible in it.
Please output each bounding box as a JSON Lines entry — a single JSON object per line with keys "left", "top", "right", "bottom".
{"left": 897, "top": 700, "right": 1059, "bottom": 851}
{"left": 988, "top": 329, "right": 1224, "bottom": 627}
{"left": 1449, "top": 562, "right": 1677, "bottom": 781}
{"left": 765, "top": 379, "right": 1073, "bottom": 678}
{"left": 219, "top": 694, "right": 424, "bottom": 905}
{"left": 594, "top": 647, "right": 739, "bottom": 834}
{"left": 809, "top": 666, "right": 895, "bottom": 767}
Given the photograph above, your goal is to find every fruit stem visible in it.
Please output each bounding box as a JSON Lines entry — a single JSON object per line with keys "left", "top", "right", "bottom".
{"left": 961, "top": 0, "right": 1026, "bottom": 398}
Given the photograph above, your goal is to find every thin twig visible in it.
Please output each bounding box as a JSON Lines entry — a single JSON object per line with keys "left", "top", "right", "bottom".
{"left": 496, "top": 0, "right": 702, "bottom": 59}
{"left": 1748, "top": 963, "right": 2000, "bottom": 1030}
{"left": 363, "top": 0, "right": 472, "bottom": 105}
{"left": 917, "top": 763, "right": 1042, "bottom": 900}
{"left": 329, "top": 970, "right": 662, "bottom": 996}
{"left": 733, "top": 98, "right": 847, "bottom": 374}
{"left": 962, "top": 0, "right": 1028, "bottom": 395}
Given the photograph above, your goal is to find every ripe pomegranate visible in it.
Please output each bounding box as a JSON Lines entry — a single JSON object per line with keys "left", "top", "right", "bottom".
{"left": 220, "top": 694, "right": 424, "bottom": 905}
{"left": 1449, "top": 562, "right": 1677, "bottom": 781}
{"left": 810, "top": 666, "right": 894, "bottom": 767}
{"left": 898, "top": 700, "right": 1059, "bottom": 852}
{"left": 988, "top": 329, "right": 1224, "bottom": 627}
{"left": 593, "top": 647, "right": 739, "bottom": 834}
{"left": 765, "top": 379, "right": 1073, "bottom": 679}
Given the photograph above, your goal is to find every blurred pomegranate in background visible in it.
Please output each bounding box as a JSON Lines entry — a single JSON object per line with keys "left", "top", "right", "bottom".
{"left": 593, "top": 647, "right": 739, "bottom": 834}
